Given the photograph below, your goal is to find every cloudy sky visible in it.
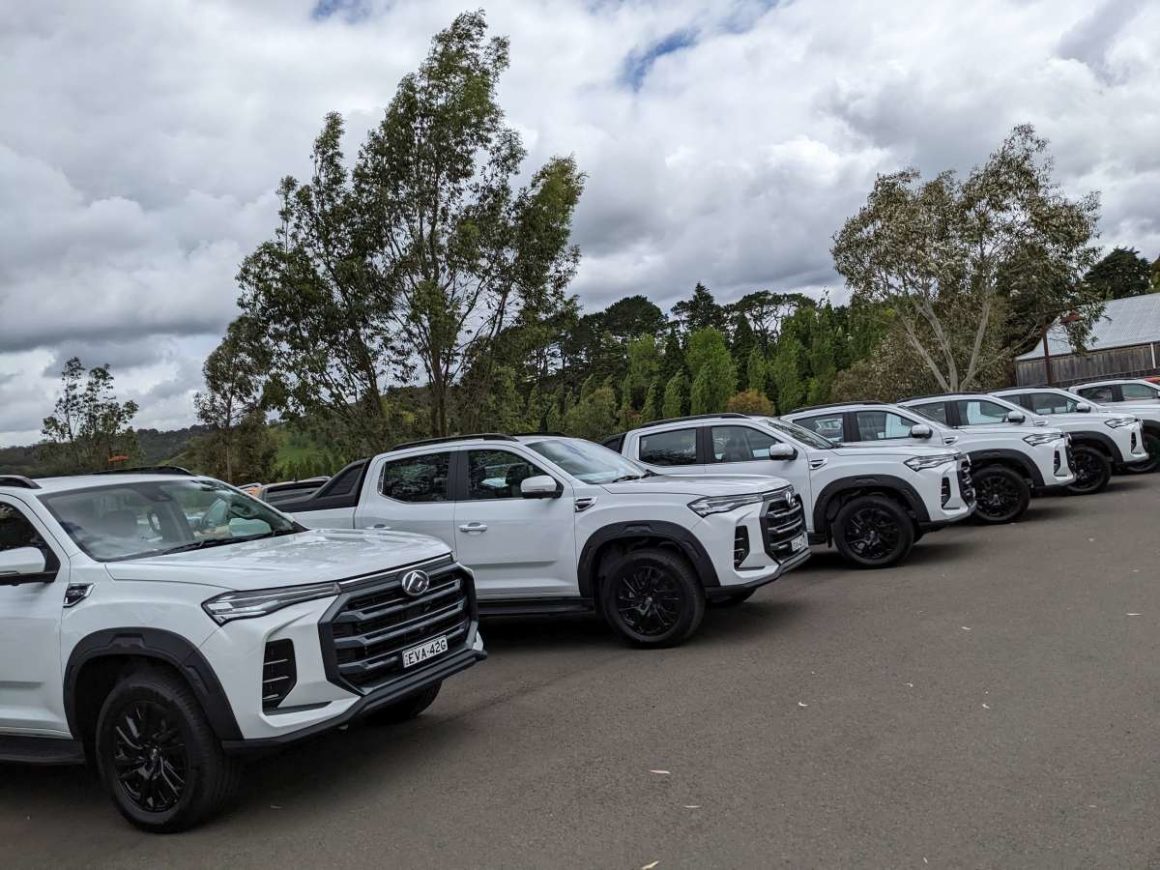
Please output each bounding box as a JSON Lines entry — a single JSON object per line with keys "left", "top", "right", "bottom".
{"left": 1, "top": 0, "right": 1158, "bottom": 445}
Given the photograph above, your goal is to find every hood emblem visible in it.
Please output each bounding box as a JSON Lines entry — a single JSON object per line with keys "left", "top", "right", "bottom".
{"left": 401, "top": 569, "right": 431, "bottom": 598}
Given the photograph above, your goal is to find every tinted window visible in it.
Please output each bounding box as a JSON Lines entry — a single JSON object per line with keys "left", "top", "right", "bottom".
{"left": 0, "top": 501, "right": 48, "bottom": 554}
{"left": 795, "top": 414, "right": 846, "bottom": 442}
{"left": 465, "top": 450, "right": 549, "bottom": 500}
{"left": 323, "top": 464, "right": 363, "bottom": 498}
{"left": 855, "top": 410, "right": 919, "bottom": 441}
{"left": 1077, "top": 386, "right": 1115, "bottom": 403}
{"left": 955, "top": 399, "right": 1012, "bottom": 426}
{"left": 1121, "top": 383, "right": 1160, "bottom": 400}
{"left": 380, "top": 453, "right": 450, "bottom": 503}
{"left": 639, "top": 429, "right": 698, "bottom": 466}
{"left": 910, "top": 402, "right": 949, "bottom": 425}
{"left": 709, "top": 426, "right": 778, "bottom": 463}
{"left": 1023, "top": 392, "right": 1080, "bottom": 415}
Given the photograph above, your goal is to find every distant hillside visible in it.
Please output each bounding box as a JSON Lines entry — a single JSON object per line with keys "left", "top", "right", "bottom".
{"left": 0, "top": 426, "right": 208, "bottom": 477}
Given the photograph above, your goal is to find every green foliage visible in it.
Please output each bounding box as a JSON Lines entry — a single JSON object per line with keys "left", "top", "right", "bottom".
{"left": 833, "top": 124, "right": 1101, "bottom": 391}
{"left": 623, "top": 334, "right": 660, "bottom": 409}
{"left": 685, "top": 328, "right": 736, "bottom": 414}
{"left": 662, "top": 372, "right": 687, "bottom": 419}
{"left": 1085, "top": 247, "right": 1153, "bottom": 300}
{"left": 193, "top": 318, "right": 268, "bottom": 483}
{"left": 563, "top": 384, "right": 618, "bottom": 441}
{"left": 40, "top": 358, "right": 139, "bottom": 473}
{"left": 746, "top": 347, "right": 767, "bottom": 394}
{"left": 725, "top": 389, "right": 774, "bottom": 416}
{"left": 672, "top": 282, "right": 725, "bottom": 333}
{"left": 770, "top": 336, "right": 806, "bottom": 413}
{"left": 640, "top": 382, "right": 661, "bottom": 423}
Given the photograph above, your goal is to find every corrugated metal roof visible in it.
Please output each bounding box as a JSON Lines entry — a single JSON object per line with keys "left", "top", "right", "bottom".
{"left": 1016, "top": 294, "right": 1160, "bottom": 360}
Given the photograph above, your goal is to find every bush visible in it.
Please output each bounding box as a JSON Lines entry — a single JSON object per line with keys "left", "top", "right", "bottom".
{"left": 725, "top": 390, "right": 774, "bottom": 416}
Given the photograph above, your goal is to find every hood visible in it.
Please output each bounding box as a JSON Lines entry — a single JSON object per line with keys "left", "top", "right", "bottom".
{"left": 104, "top": 528, "right": 451, "bottom": 591}
{"left": 599, "top": 473, "right": 788, "bottom": 498}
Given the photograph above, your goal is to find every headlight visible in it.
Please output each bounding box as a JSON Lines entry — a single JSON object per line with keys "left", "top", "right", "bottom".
{"left": 904, "top": 453, "right": 957, "bottom": 471}
{"left": 202, "top": 581, "right": 341, "bottom": 624}
{"left": 688, "top": 491, "right": 773, "bottom": 517}
{"left": 1023, "top": 432, "right": 1060, "bottom": 446}
{"left": 1104, "top": 417, "right": 1137, "bottom": 428}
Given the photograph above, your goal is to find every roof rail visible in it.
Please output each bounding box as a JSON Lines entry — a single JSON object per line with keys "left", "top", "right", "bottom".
{"left": 512, "top": 431, "right": 568, "bottom": 437}
{"left": 92, "top": 465, "right": 195, "bottom": 476}
{"left": 0, "top": 475, "right": 41, "bottom": 489}
{"left": 390, "top": 433, "right": 518, "bottom": 451}
{"left": 899, "top": 392, "right": 985, "bottom": 403}
{"left": 624, "top": 412, "right": 751, "bottom": 433}
{"left": 787, "top": 400, "right": 889, "bottom": 414}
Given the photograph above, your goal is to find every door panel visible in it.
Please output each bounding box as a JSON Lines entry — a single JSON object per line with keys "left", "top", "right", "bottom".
{"left": 453, "top": 450, "right": 577, "bottom": 600}
{"left": 353, "top": 453, "right": 456, "bottom": 548}
{"left": 0, "top": 498, "right": 67, "bottom": 735}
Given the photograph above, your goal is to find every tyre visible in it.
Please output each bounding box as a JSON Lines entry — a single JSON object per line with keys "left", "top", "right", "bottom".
{"left": 1124, "top": 432, "right": 1160, "bottom": 474}
{"left": 600, "top": 548, "right": 705, "bottom": 647}
{"left": 832, "top": 494, "right": 915, "bottom": 569}
{"left": 971, "top": 465, "right": 1031, "bottom": 524}
{"left": 1067, "top": 444, "right": 1112, "bottom": 494}
{"left": 94, "top": 666, "right": 241, "bottom": 833}
{"left": 708, "top": 588, "right": 757, "bottom": 608}
{"left": 362, "top": 682, "right": 442, "bottom": 726}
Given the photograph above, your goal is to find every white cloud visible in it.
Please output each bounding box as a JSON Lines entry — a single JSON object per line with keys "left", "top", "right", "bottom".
{"left": 2, "top": 0, "right": 1159, "bottom": 444}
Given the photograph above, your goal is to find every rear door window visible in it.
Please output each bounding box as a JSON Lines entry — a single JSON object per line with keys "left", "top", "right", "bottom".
{"left": 794, "top": 414, "right": 845, "bottom": 442}
{"left": 855, "top": 410, "right": 919, "bottom": 441}
{"left": 909, "top": 402, "right": 949, "bottom": 425}
{"left": 379, "top": 453, "right": 451, "bottom": 503}
{"left": 638, "top": 429, "right": 698, "bottom": 466}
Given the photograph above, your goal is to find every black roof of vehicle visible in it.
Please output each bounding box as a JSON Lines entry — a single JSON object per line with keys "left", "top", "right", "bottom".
{"left": 92, "top": 465, "right": 195, "bottom": 476}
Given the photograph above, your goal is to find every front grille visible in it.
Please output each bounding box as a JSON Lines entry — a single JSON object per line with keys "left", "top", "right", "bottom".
{"left": 320, "top": 562, "right": 475, "bottom": 694}
{"left": 733, "top": 526, "right": 750, "bottom": 567}
{"left": 760, "top": 493, "right": 807, "bottom": 560}
{"left": 262, "top": 639, "right": 296, "bottom": 711}
{"left": 958, "top": 460, "right": 975, "bottom": 504}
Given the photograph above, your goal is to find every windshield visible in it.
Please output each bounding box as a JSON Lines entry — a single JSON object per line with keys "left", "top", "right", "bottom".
{"left": 757, "top": 417, "right": 836, "bottom": 449}
{"left": 527, "top": 438, "right": 650, "bottom": 484}
{"left": 39, "top": 478, "right": 300, "bottom": 562}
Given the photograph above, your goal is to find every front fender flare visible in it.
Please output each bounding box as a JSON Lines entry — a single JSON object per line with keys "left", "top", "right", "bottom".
{"left": 578, "top": 521, "right": 720, "bottom": 597}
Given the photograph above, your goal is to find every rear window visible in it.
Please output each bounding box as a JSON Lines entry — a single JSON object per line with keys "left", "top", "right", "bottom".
{"left": 638, "top": 429, "right": 697, "bottom": 466}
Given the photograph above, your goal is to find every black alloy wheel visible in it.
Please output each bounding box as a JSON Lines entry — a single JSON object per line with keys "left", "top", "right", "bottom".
{"left": 972, "top": 466, "right": 1030, "bottom": 524}
{"left": 111, "top": 701, "right": 188, "bottom": 814}
{"left": 833, "top": 494, "right": 915, "bottom": 569}
{"left": 1067, "top": 444, "right": 1112, "bottom": 495}
{"left": 600, "top": 548, "right": 705, "bottom": 647}
{"left": 1124, "top": 432, "right": 1160, "bottom": 474}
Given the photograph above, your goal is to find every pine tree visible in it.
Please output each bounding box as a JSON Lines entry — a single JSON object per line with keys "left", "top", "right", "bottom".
{"left": 662, "top": 372, "right": 687, "bottom": 418}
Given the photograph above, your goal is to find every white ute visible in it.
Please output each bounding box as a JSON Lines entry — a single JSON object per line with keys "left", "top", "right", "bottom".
{"left": 280, "top": 434, "right": 812, "bottom": 647}
{"left": 0, "top": 468, "right": 485, "bottom": 832}
{"left": 783, "top": 401, "right": 1075, "bottom": 523}
{"left": 1070, "top": 379, "right": 1160, "bottom": 473}
{"left": 605, "top": 413, "right": 975, "bottom": 569}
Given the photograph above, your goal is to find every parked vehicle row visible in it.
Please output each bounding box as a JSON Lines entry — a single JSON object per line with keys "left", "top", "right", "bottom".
{"left": 2, "top": 384, "right": 1150, "bottom": 832}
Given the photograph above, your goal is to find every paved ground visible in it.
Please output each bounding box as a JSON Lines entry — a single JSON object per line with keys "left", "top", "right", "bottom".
{"left": 4, "top": 477, "right": 1160, "bottom": 869}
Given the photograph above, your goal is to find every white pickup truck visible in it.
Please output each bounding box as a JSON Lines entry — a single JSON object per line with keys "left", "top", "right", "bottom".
{"left": 0, "top": 468, "right": 484, "bottom": 832}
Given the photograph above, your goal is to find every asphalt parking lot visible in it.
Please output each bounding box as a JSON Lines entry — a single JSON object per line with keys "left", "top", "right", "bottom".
{"left": 4, "top": 477, "right": 1159, "bottom": 869}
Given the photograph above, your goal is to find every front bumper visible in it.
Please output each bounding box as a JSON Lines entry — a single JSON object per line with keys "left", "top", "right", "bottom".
{"left": 701, "top": 489, "right": 811, "bottom": 589}
{"left": 1117, "top": 422, "right": 1149, "bottom": 464}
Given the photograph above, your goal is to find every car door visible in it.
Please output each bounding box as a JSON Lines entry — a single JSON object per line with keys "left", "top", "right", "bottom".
{"left": 1118, "top": 382, "right": 1160, "bottom": 404}
{"left": 453, "top": 449, "right": 578, "bottom": 600}
{"left": 352, "top": 452, "right": 456, "bottom": 547}
{"left": 0, "top": 497, "right": 69, "bottom": 736}
{"left": 633, "top": 427, "right": 705, "bottom": 476}
{"left": 705, "top": 424, "right": 813, "bottom": 507}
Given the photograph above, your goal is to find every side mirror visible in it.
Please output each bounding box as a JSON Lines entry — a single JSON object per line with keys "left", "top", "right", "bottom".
{"left": 1076, "top": 402, "right": 1092, "bottom": 413}
{"left": 520, "top": 475, "right": 561, "bottom": 499}
{"left": 1005, "top": 410, "right": 1026, "bottom": 424}
{"left": 767, "top": 443, "right": 798, "bottom": 460}
{"left": 910, "top": 424, "right": 933, "bottom": 440}
{"left": 0, "top": 546, "right": 50, "bottom": 585}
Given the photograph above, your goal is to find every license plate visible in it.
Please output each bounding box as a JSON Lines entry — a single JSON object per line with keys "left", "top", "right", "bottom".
{"left": 791, "top": 533, "right": 808, "bottom": 552}
{"left": 402, "top": 635, "right": 448, "bottom": 669}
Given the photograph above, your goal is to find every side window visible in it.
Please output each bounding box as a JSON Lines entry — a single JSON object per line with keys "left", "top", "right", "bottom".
{"left": 465, "top": 450, "right": 549, "bottom": 500}
{"left": 1026, "top": 393, "right": 1073, "bottom": 415}
{"left": 956, "top": 399, "right": 1011, "bottom": 426}
{"left": 910, "top": 402, "right": 949, "bottom": 425}
{"left": 322, "top": 464, "right": 362, "bottom": 498}
{"left": 795, "top": 414, "right": 845, "bottom": 442}
{"left": 379, "top": 452, "right": 450, "bottom": 503}
{"left": 1121, "top": 383, "right": 1159, "bottom": 400}
{"left": 638, "top": 429, "right": 698, "bottom": 466}
{"left": 709, "top": 426, "right": 778, "bottom": 463}
{"left": 856, "top": 410, "right": 918, "bottom": 441}
{"left": 1079, "top": 385, "right": 1116, "bottom": 403}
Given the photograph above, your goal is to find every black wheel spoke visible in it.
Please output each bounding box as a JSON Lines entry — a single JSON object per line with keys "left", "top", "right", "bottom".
{"left": 615, "top": 565, "right": 683, "bottom": 637}
{"left": 110, "top": 699, "right": 188, "bottom": 814}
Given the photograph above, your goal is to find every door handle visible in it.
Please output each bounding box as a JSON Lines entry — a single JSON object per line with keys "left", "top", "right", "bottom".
{"left": 371, "top": 523, "right": 391, "bottom": 530}
{"left": 458, "top": 522, "right": 488, "bottom": 534}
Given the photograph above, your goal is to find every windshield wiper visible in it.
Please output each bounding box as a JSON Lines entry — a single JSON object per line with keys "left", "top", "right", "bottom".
{"left": 112, "top": 530, "right": 296, "bottom": 561}
{"left": 609, "top": 474, "right": 645, "bottom": 482}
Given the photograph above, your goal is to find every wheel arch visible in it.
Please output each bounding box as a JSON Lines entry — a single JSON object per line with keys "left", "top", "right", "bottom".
{"left": 577, "top": 521, "right": 719, "bottom": 599}
{"left": 967, "top": 449, "right": 1041, "bottom": 487}
{"left": 812, "top": 476, "right": 929, "bottom": 535}
{"left": 1069, "top": 431, "right": 1117, "bottom": 457}
{"left": 64, "top": 628, "right": 242, "bottom": 745}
